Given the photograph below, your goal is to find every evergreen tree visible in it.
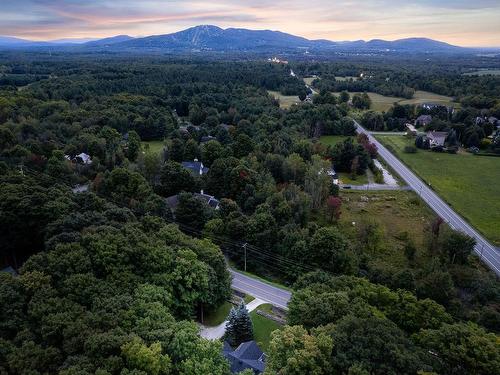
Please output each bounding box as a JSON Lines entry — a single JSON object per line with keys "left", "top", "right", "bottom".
{"left": 225, "top": 302, "right": 254, "bottom": 347}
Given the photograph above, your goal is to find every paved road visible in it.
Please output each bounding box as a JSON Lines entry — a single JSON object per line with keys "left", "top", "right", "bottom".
{"left": 342, "top": 184, "right": 411, "bottom": 191}
{"left": 355, "top": 121, "right": 500, "bottom": 276}
{"left": 230, "top": 269, "right": 292, "bottom": 310}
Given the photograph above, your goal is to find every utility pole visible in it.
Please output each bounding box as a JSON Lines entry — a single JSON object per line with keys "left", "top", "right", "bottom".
{"left": 242, "top": 243, "right": 248, "bottom": 272}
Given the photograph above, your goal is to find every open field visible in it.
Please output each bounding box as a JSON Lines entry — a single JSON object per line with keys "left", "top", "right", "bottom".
{"left": 333, "top": 90, "right": 457, "bottom": 112}
{"left": 142, "top": 140, "right": 166, "bottom": 155}
{"left": 303, "top": 76, "right": 318, "bottom": 85}
{"left": 339, "top": 190, "right": 437, "bottom": 267}
{"left": 268, "top": 90, "right": 301, "bottom": 109}
{"left": 398, "top": 90, "right": 458, "bottom": 107}
{"left": 377, "top": 135, "right": 500, "bottom": 245}
{"left": 250, "top": 304, "right": 283, "bottom": 352}
{"left": 335, "top": 76, "right": 359, "bottom": 81}
{"left": 463, "top": 69, "right": 500, "bottom": 76}
{"left": 319, "top": 135, "right": 354, "bottom": 146}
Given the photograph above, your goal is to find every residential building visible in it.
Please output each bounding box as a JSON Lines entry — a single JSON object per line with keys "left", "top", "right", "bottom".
{"left": 223, "top": 340, "right": 266, "bottom": 374}
{"left": 181, "top": 159, "right": 209, "bottom": 175}
{"left": 426, "top": 131, "right": 448, "bottom": 148}
{"left": 165, "top": 192, "right": 220, "bottom": 211}
{"left": 415, "top": 115, "right": 432, "bottom": 127}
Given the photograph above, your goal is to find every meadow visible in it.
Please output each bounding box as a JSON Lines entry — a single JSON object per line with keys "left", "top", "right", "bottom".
{"left": 142, "top": 140, "right": 166, "bottom": 155}
{"left": 377, "top": 135, "right": 500, "bottom": 245}
{"left": 268, "top": 90, "right": 301, "bottom": 109}
{"left": 333, "top": 90, "right": 457, "bottom": 112}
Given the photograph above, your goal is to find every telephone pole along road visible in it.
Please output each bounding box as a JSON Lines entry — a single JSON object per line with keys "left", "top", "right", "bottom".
{"left": 354, "top": 121, "right": 500, "bottom": 276}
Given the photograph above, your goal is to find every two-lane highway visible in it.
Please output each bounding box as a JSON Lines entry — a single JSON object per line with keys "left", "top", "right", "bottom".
{"left": 355, "top": 121, "right": 500, "bottom": 276}
{"left": 230, "top": 269, "right": 291, "bottom": 310}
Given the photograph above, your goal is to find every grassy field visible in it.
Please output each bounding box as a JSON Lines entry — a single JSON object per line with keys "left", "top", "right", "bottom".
{"left": 377, "top": 135, "right": 500, "bottom": 245}
{"left": 203, "top": 301, "right": 232, "bottom": 326}
{"left": 303, "top": 77, "right": 318, "bottom": 85}
{"left": 463, "top": 69, "right": 500, "bottom": 76}
{"left": 339, "top": 190, "right": 437, "bottom": 266}
{"left": 142, "top": 140, "right": 166, "bottom": 155}
{"left": 319, "top": 135, "right": 354, "bottom": 146}
{"left": 333, "top": 90, "right": 457, "bottom": 112}
{"left": 268, "top": 90, "right": 301, "bottom": 109}
{"left": 398, "top": 90, "right": 458, "bottom": 108}
{"left": 335, "top": 76, "right": 359, "bottom": 81}
{"left": 250, "top": 304, "right": 283, "bottom": 352}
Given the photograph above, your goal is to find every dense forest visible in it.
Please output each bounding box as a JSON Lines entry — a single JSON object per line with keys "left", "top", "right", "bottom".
{"left": 0, "top": 53, "right": 499, "bottom": 374}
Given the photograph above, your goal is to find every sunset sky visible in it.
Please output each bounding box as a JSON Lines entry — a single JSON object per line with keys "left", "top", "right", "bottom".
{"left": 2, "top": 0, "right": 500, "bottom": 46}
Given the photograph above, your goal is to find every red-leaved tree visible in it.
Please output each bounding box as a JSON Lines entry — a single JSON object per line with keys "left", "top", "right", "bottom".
{"left": 327, "top": 196, "right": 342, "bottom": 222}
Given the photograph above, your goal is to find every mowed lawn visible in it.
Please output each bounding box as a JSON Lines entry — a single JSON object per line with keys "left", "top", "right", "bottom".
{"left": 398, "top": 90, "right": 459, "bottom": 108}
{"left": 250, "top": 304, "right": 283, "bottom": 352}
{"left": 268, "top": 90, "right": 301, "bottom": 109}
{"left": 377, "top": 135, "right": 500, "bottom": 245}
{"left": 142, "top": 140, "right": 166, "bottom": 155}
{"left": 319, "top": 135, "right": 354, "bottom": 146}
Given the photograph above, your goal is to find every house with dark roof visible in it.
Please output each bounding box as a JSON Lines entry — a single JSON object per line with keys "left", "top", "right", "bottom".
{"left": 165, "top": 192, "right": 220, "bottom": 211}
{"left": 415, "top": 115, "right": 432, "bottom": 127}
{"left": 223, "top": 340, "right": 266, "bottom": 374}
{"left": 181, "top": 159, "right": 209, "bottom": 175}
{"left": 1, "top": 266, "right": 18, "bottom": 276}
{"left": 200, "top": 135, "right": 217, "bottom": 143}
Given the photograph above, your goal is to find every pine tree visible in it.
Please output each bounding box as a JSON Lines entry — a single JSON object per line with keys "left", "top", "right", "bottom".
{"left": 225, "top": 302, "right": 254, "bottom": 347}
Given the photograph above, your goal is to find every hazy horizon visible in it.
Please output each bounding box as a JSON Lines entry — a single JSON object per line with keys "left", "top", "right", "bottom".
{"left": 1, "top": 1, "right": 500, "bottom": 47}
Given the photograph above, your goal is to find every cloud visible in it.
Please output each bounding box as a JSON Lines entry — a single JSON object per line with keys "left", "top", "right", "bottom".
{"left": 0, "top": 0, "right": 499, "bottom": 46}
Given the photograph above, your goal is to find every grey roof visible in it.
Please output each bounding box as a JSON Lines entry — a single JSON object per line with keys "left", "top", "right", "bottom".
{"left": 416, "top": 115, "right": 432, "bottom": 124}
{"left": 200, "top": 136, "right": 217, "bottom": 143}
{"left": 181, "top": 160, "right": 209, "bottom": 175}
{"left": 1, "top": 266, "right": 18, "bottom": 276}
{"left": 194, "top": 192, "right": 220, "bottom": 209}
{"left": 223, "top": 341, "right": 265, "bottom": 374}
{"left": 166, "top": 192, "right": 219, "bottom": 210}
{"left": 426, "top": 131, "right": 448, "bottom": 146}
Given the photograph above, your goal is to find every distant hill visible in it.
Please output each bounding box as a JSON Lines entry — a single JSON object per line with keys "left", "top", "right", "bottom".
{"left": 0, "top": 26, "right": 466, "bottom": 53}
{"left": 85, "top": 35, "right": 134, "bottom": 47}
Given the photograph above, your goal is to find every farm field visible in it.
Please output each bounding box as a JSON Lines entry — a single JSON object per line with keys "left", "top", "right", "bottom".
{"left": 333, "top": 90, "right": 457, "bottom": 112}
{"left": 268, "top": 90, "right": 301, "bottom": 109}
{"left": 377, "top": 135, "right": 500, "bottom": 245}
{"left": 398, "top": 90, "right": 458, "bottom": 107}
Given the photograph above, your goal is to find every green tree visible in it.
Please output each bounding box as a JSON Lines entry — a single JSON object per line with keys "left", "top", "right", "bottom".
{"left": 121, "top": 337, "right": 171, "bottom": 375}
{"left": 414, "top": 322, "right": 500, "bottom": 375}
{"left": 225, "top": 302, "right": 254, "bottom": 348}
{"left": 175, "top": 193, "right": 213, "bottom": 230}
{"left": 265, "top": 325, "right": 333, "bottom": 375}
{"left": 159, "top": 161, "right": 197, "bottom": 197}
{"left": 127, "top": 130, "right": 142, "bottom": 162}
{"left": 308, "top": 227, "right": 356, "bottom": 274}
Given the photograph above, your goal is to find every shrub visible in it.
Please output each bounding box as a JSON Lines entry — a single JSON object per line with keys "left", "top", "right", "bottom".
{"left": 404, "top": 145, "right": 417, "bottom": 153}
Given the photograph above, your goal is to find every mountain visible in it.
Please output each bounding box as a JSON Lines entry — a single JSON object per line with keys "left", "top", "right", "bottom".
{"left": 118, "top": 25, "right": 318, "bottom": 50}
{"left": 84, "top": 35, "right": 134, "bottom": 47}
{"left": 109, "top": 26, "right": 463, "bottom": 53}
{"left": 0, "top": 26, "right": 466, "bottom": 53}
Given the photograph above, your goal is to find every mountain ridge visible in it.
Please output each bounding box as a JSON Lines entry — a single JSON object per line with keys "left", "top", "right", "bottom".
{"left": 0, "top": 25, "right": 468, "bottom": 53}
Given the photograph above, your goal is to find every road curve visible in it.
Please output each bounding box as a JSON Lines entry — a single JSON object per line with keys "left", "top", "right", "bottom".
{"left": 355, "top": 121, "right": 500, "bottom": 276}
{"left": 230, "top": 269, "right": 292, "bottom": 310}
